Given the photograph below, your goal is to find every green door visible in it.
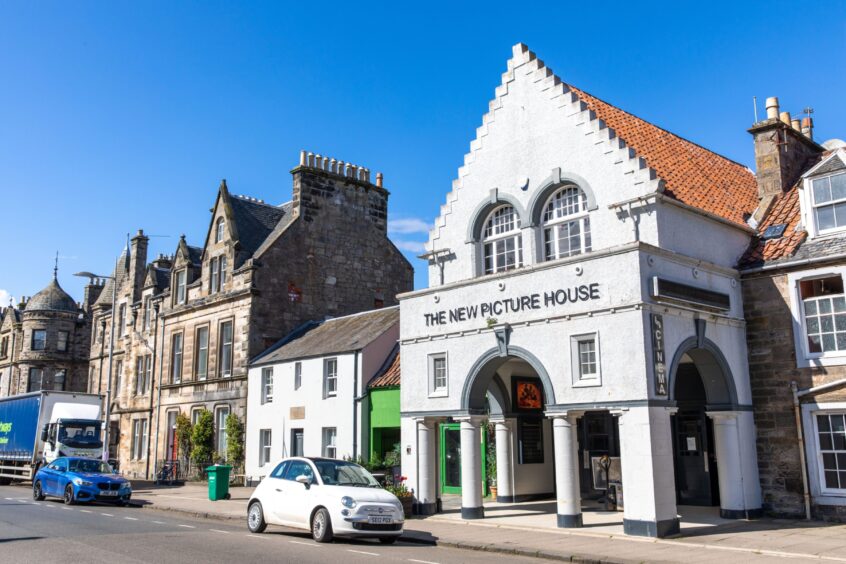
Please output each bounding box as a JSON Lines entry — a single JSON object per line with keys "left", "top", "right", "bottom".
{"left": 439, "top": 423, "right": 487, "bottom": 496}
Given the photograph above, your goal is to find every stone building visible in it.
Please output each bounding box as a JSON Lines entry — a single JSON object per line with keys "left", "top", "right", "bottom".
{"left": 89, "top": 153, "right": 412, "bottom": 478}
{"left": 739, "top": 97, "right": 846, "bottom": 521}
{"left": 400, "top": 43, "right": 763, "bottom": 538}
{"left": 0, "top": 269, "right": 95, "bottom": 397}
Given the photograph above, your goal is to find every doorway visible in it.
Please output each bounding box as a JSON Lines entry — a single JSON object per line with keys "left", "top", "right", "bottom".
{"left": 291, "top": 428, "right": 304, "bottom": 457}
{"left": 439, "top": 423, "right": 487, "bottom": 496}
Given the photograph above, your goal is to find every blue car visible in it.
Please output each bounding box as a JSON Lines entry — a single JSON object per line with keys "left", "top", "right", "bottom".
{"left": 33, "top": 457, "right": 132, "bottom": 505}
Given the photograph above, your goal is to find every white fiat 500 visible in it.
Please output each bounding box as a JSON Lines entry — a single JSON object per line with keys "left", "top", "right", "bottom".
{"left": 247, "top": 457, "right": 404, "bottom": 543}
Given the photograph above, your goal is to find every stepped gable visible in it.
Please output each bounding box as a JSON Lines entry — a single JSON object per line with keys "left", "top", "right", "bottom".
{"left": 26, "top": 277, "right": 78, "bottom": 312}
{"left": 430, "top": 43, "right": 758, "bottom": 250}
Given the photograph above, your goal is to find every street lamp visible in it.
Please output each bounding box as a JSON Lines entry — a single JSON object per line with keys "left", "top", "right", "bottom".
{"left": 75, "top": 269, "right": 117, "bottom": 463}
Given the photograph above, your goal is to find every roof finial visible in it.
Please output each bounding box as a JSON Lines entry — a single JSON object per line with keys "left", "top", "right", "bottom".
{"left": 53, "top": 251, "right": 59, "bottom": 280}
{"left": 220, "top": 179, "right": 228, "bottom": 191}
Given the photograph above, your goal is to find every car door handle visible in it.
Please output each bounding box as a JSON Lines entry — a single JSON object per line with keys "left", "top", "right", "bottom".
{"left": 275, "top": 488, "right": 283, "bottom": 492}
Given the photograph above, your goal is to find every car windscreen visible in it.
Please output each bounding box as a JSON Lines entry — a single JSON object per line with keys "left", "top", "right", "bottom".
{"left": 68, "top": 459, "right": 113, "bottom": 474}
{"left": 59, "top": 421, "right": 103, "bottom": 449}
{"left": 313, "top": 460, "right": 380, "bottom": 487}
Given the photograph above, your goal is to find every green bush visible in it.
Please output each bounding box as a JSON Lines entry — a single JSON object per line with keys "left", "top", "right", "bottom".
{"left": 190, "top": 409, "right": 214, "bottom": 465}
{"left": 225, "top": 413, "right": 244, "bottom": 466}
{"left": 175, "top": 413, "right": 192, "bottom": 462}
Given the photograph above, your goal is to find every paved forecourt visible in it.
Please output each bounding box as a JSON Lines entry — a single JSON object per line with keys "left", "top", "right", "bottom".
{"left": 0, "top": 485, "right": 537, "bottom": 564}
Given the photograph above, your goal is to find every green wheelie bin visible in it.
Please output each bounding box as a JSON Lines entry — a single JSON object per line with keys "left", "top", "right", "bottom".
{"left": 206, "top": 465, "right": 232, "bottom": 501}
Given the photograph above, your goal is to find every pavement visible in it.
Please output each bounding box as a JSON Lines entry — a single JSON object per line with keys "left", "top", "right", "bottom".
{"left": 127, "top": 481, "right": 846, "bottom": 563}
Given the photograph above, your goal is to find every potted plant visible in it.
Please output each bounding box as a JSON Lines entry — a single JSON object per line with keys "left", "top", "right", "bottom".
{"left": 385, "top": 475, "right": 413, "bottom": 517}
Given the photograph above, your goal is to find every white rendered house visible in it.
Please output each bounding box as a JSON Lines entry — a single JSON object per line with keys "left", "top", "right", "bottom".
{"left": 245, "top": 307, "right": 399, "bottom": 483}
{"left": 399, "top": 44, "right": 763, "bottom": 538}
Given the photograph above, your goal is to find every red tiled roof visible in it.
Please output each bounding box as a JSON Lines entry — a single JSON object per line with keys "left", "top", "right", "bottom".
{"left": 569, "top": 86, "right": 760, "bottom": 227}
{"left": 739, "top": 185, "right": 806, "bottom": 267}
{"left": 369, "top": 352, "right": 400, "bottom": 389}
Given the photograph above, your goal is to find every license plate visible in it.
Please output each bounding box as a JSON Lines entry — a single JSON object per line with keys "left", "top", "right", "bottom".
{"left": 367, "top": 516, "right": 392, "bottom": 524}
{"left": 100, "top": 491, "right": 118, "bottom": 496}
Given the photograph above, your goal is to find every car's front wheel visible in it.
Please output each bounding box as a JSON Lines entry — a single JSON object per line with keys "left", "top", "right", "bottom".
{"left": 311, "top": 508, "right": 334, "bottom": 543}
{"left": 33, "top": 481, "right": 45, "bottom": 501}
{"left": 63, "top": 484, "right": 75, "bottom": 505}
{"left": 247, "top": 501, "right": 267, "bottom": 533}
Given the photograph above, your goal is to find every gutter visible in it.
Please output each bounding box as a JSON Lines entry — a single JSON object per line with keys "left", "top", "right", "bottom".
{"left": 144, "top": 308, "right": 160, "bottom": 480}
{"left": 741, "top": 251, "right": 846, "bottom": 275}
{"left": 790, "top": 377, "right": 846, "bottom": 520}
{"left": 352, "top": 350, "right": 360, "bottom": 459}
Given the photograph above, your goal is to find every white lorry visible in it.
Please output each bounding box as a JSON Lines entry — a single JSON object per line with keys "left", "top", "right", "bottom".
{"left": 0, "top": 391, "right": 104, "bottom": 483}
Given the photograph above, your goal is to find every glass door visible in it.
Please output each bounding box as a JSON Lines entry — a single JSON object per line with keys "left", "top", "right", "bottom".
{"left": 439, "top": 423, "right": 487, "bottom": 495}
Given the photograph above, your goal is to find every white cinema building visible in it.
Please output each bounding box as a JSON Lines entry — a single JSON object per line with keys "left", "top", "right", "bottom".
{"left": 398, "top": 44, "right": 763, "bottom": 538}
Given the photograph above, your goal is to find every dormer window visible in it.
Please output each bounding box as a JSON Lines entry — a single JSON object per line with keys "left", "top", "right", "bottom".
{"left": 215, "top": 217, "right": 225, "bottom": 243}
{"left": 542, "top": 186, "right": 591, "bottom": 260}
{"left": 482, "top": 205, "right": 523, "bottom": 275}
{"left": 811, "top": 172, "right": 846, "bottom": 234}
{"left": 210, "top": 255, "right": 227, "bottom": 294}
{"left": 174, "top": 270, "right": 187, "bottom": 305}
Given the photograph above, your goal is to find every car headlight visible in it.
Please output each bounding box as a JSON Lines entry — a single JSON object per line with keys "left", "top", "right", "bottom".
{"left": 341, "top": 496, "right": 356, "bottom": 509}
{"left": 74, "top": 479, "right": 93, "bottom": 487}
{"left": 122, "top": 483, "right": 132, "bottom": 491}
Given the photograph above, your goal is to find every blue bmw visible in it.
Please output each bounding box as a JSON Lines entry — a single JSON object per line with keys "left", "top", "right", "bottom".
{"left": 33, "top": 457, "right": 132, "bottom": 505}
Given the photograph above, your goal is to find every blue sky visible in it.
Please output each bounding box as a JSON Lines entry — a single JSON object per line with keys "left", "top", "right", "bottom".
{"left": 1, "top": 1, "right": 844, "bottom": 305}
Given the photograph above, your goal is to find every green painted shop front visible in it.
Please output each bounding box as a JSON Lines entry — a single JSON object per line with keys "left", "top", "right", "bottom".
{"left": 369, "top": 386, "right": 401, "bottom": 460}
{"left": 439, "top": 423, "right": 488, "bottom": 496}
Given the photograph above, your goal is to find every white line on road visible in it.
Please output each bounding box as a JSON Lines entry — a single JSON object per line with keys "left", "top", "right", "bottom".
{"left": 79, "top": 510, "right": 92, "bottom": 513}
{"left": 101, "top": 513, "right": 113, "bottom": 517}
{"left": 124, "top": 517, "right": 138, "bottom": 521}
{"left": 4, "top": 497, "right": 11, "bottom": 500}
{"left": 246, "top": 534, "right": 270, "bottom": 539}
{"left": 178, "top": 524, "right": 195, "bottom": 529}
{"left": 408, "top": 559, "right": 440, "bottom": 564}
{"left": 15, "top": 499, "right": 27, "bottom": 502}
{"left": 208, "top": 529, "right": 230, "bottom": 534}
{"left": 290, "top": 540, "right": 321, "bottom": 548}
{"left": 348, "top": 549, "right": 379, "bottom": 556}
{"left": 61, "top": 507, "right": 72, "bottom": 511}
{"left": 152, "top": 521, "right": 167, "bottom": 525}
{"left": 31, "top": 503, "right": 40, "bottom": 506}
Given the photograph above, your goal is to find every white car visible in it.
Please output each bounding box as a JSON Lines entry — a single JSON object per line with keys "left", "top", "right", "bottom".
{"left": 247, "top": 457, "right": 405, "bottom": 543}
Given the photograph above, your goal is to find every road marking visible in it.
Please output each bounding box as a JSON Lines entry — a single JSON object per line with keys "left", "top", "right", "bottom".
{"left": 408, "top": 560, "right": 439, "bottom": 564}
{"left": 348, "top": 549, "right": 379, "bottom": 556}
{"left": 124, "top": 516, "right": 138, "bottom": 521}
{"left": 152, "top": 521, "right": 167, "bottom": 525}
{"left": 15, "top": 499, "right": 27, "bottom": 502}
{"left": 31, "top": 502, "right": 40, "bottom": 506}
{"left": 80, "top": 509, "right": 92, "bottom": 513}
{"left": 101, "top": 513, "right": 113, "bottom": 517}
{"left": 4, "top": 497, "right": 11, "bottom": 500}
{"left": 290, "top": 540, "right": 321, "bottom": 548}
{"left": 209, "top": 529, "right": 230, "bottom": 534}
{"left": 178, "top": 524, "right": 195, "bottom": 529}
{"left": 61, "top": 507, "right": 73, "bottom": 511}
{"left": 246, "top": 534, "right": 270, "bottom": 539}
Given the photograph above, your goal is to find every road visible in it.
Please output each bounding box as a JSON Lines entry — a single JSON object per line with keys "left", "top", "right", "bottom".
{"left": 0, "top": 485, "right": 545, "bottom": 563}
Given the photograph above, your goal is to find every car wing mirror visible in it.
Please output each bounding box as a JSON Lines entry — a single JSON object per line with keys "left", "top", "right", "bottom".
{"left": 295, "top": 474, "right": 312, "bottom": 489}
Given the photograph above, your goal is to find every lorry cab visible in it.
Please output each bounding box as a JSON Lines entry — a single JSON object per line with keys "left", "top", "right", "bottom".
{"left": 41, "top": 419, "right": 103, "bottom": 462}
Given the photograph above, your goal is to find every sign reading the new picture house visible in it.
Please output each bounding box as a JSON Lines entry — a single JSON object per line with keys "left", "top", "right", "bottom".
{"left": 651, "top": 314, "right": 668, "bottom": 396}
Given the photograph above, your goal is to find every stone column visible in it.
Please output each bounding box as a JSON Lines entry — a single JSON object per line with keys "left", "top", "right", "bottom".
{"left": 415, "top": 419, "right": 437, "bottom": 516}
{"left": 708, "top": 411, "right": 762, "bottom": 519}
{"left": 458, "top": 417, "right": 484, "bottom": 519}
{"left": 494, "top": 419, "right": 514, "bottom": 503}
{"left": 551, "top": 413, "right": 582, "bottom": 527}
{"left": 618, "top": 406, "right": 680, "bottom": 537}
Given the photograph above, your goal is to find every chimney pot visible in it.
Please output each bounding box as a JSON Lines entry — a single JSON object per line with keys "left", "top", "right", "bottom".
{"left": 791, "top": 118, "right": 801, "bottom": 132}
{"left": 801, "top": 117, "right": 814, "bottom": 140}
{"left": 376, "top": 172, "right": 383, "bottom": 188}
{"left": 307, "top": 152, "right": 315, "bottom": 167}
{"left": 299, "top": 150, "right": 307, "bottom": 166}
{"left": 765, "top": 97, "right": 780, "bottom": 120}
{"left": 780, "top": 111, "right": 791, "bottom": 126}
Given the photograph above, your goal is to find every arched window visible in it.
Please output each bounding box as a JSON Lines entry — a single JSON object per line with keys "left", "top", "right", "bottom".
{"left": 542, "top": 186, "right": 591, "bottom": 260}
{"left": 215, "top": 217, "right": 225, "bottom": 243}
{"left": 482, "top": 205, "right": 523, "bottom": 274}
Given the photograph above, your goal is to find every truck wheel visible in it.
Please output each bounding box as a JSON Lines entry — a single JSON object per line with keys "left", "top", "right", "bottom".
{"left": 33, "top": 481, "right": 45, "bottom": 501}
{"left": 63, "top": 484, "right": 76, "bottom": 505}
{"left": 311, "top": 507, "right": 334, "bottom": 543}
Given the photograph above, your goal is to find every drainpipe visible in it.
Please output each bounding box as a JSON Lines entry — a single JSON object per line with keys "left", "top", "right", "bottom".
{"left": 7, "top": 329, "right": 16, "bottom": 396}
{"left": 152, "top": 306, "right": 166, "bottom": 479}
{"left": 352, "top": 350, "right": 360, "bottom": 459}
{"left": 97, "top": 318, "right": 106, "bottom": 394}
{"left": 791, "top": 381, "right": 812, "bottom": 520}
{"left": 144, "top": 305, "right": 160, "bottom": 480}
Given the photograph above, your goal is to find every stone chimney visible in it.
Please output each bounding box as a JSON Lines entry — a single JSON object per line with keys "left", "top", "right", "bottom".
{"left": 128, "top": 229, "right": 149, "bottom": 303}
{"left": 83, "top": 279, "right": 105, "bottom": 311}
{"left": 748, "top": 96, "right": 823, "bottom": 223}
{"left": 152, "top": 253, "right": 173, "bottom": 271}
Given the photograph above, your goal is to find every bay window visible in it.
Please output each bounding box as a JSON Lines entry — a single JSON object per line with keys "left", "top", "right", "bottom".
{"left": 800, "top": 275, "right": 846, "bottom": 355}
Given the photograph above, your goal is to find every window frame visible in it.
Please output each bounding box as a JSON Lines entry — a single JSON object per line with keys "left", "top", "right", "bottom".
{"left": 214, "top": 405, "right": 230, "bottom": 456}
{"left": 57, "top": 331, "right": 69, "bottom": 352}
{"left": 27, "top": 367, "right": 44, "bottom": 392}
{"left": 294, "top": 361, "right": 302, "bottom": 390}
{"left": 31, "top": 329, "right": 47, "bottom": 351}
{"left": 261, "top": 367, "right": 274, "bottom": 404}
{"left": 570, "top": 332, "right": 601, "bottom": 387}
{"left": 541, "top": 185, "right": 592, "bottom": 261}
{"left": 809, "top": 171, "right": 846, "bottom": 236}
{"left": 215, "top": 217, "right": 225, "bottom": 244}
{"left": 195, "top": 325, "right": 209, "bottom": 381}
{"left": 322, "top": 427, "right": 337, "bottom": 459}
{"left": 218, "top": 320, "right": 234, "bottom": 378}
{"left": 323, "top": 358, "right": 338, "bottom": 398}
{"left": 174, "top": 269, "right": 187, "bottom": 305}
{"left": 130, "top": 418, "right": 148, "bottom": 460}
{"left": 428, "top": 352, "right": 448, "bottom": 397}
{"left": 171, "top": 332, "right": 184, "bottom": 384}
{"left": 802, "top": 403, "right": 846, "bottom": 502}
{"left": 259, "top": 429, "right": 272, "bottom": 467}
{"left": 481, "top": 205, "right": 523, "bottom": 275}
{"left": 789, "top": 267, "right": 846, "bottom": 368}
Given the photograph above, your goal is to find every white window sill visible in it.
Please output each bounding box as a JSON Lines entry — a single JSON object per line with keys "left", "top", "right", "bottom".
{"left": 797, "top": 354, "right": 846, "bottom": 368}
{"left": 814, "top": 493, "right": 846, "bottom": 505}
{"left": 428, "top": 390, "right": 449, "bottom": 398}
{"left": 573, "top": 379, "right": 602, "bottom": 388}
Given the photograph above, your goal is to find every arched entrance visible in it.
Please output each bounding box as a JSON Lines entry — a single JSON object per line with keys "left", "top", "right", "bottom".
{"left": 668, "top": 338, "right": 761, "bottom": 519}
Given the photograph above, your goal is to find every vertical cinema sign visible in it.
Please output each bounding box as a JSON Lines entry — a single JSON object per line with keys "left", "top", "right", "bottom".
{"left": 652, "top": 314, "right": 668, "bottom": 396}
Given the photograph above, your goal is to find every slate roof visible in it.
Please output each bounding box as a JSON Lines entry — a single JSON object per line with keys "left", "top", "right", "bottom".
{"left": 186, "top": 245, "right": 203, "bottom": 267}
{"left": 569, "top": 86, "right": 759, "bottom": 227}
{"left": 369, "top": 349, "right": 400, "bottom": 389}
{"left": 740, "top": 150, "right": 845, "bottom": 269}
{"left": 26, "top": 278, "right": 78, "bottom": 312}
{"left": 93, "top": 250, "right": 129, "bottom": 308}
{"left": 230, "top": 196, "right": 292, "bottom": 268}
{"left": 251, "top": 307, "right": 399, "bottom": 365}
{"left": 149, "top": 266, "right": 171, "bottom": 292}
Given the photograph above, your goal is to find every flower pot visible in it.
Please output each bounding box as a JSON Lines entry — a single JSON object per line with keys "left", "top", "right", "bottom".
{"left": 490, "top": 485, "right": 497, "bottom": 502}
{"left": 399, "top": 495, "right": 413, "bottom": 518}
